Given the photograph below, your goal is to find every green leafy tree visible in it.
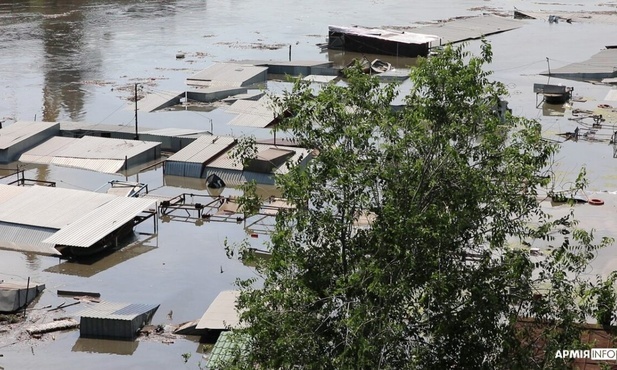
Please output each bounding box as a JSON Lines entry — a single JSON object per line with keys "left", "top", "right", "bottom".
{"left": 225, "top": 42, "right": 616, "bottom": 369}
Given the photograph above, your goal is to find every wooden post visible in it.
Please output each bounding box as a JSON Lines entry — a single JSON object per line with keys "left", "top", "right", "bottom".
{"left": 23, "top": 277, "right": 30, "bottom": 317}
{"left": 134, "top": 83, "right": 139, "bottom": 140}
{"left": 289, "top": 45, "right": 292, "bottom": 61}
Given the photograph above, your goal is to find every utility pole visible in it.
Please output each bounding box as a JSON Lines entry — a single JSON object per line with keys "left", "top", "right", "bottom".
{"left": 134, "top": 83, "right": 139, "bottom": 140}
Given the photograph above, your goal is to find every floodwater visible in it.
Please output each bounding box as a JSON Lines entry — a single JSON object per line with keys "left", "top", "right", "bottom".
{"left": 1, "top": 0, "right": 617, "bottom": 368}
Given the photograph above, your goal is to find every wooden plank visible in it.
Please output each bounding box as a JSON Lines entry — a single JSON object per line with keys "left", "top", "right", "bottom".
{"left": 26, "top": 318, "right": 79, "bottom": 335}
{"left": 57, "top": 290, "right": 101, "bottom": 298}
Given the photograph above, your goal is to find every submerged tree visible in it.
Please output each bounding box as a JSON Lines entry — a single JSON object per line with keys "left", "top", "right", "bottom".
{"left": 226, "top": 42, "right": 616, "bottom": 369}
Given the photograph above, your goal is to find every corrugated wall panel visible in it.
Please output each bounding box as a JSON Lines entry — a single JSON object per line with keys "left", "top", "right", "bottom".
{"left": 0, "top": 222, "right": 59, "bottom": 256}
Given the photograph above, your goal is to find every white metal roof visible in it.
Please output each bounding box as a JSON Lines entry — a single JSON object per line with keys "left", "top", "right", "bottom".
{"left": 43, "top": 197, "right": 157, "bottom": 248}
{"left": 0, "top": 184, "right": 28, "bottom": 205}
{"left": 78, "top": 301, "right": 160, "bottom": 320}
{"left": 0, "top": 121, "right": 59, "bottom": 150}
{"left": 196, "top": 290, "right": 241, "bottom": 330}
{"left": 19, "top": 136, "right": 160, "bottom": 173}
{"left": 187, "top": 63, "right": 268, "bottom": 88}
{"left": 135, "top": 90, "right": 183, "bottom": 112}
{"left": 166, "top": 135, "right": 235, "bottom": 164}
{"left": 0, "top": 184, "right": 116, "bottom": 229}
{"left": 225, "top": 96, "right": 277, "bottom": 128}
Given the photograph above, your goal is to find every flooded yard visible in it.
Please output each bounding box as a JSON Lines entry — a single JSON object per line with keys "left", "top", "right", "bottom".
{"left": 2, "top": 0, "right": 617, "bottom": 368}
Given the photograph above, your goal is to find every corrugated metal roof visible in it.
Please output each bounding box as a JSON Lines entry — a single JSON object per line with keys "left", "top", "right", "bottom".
{"left": 196, "top": 290, "right": 241, "bottom": 330}
{"left": 204, "top": 169, "right": 275, "bottom": 186}
{"left": 0, "top": 185, "right": 116, "bottom": 229}
{"left": 543, "top": 49, "right": 617, "bottom": 76}
{"left": 0, "top": 221, "right": 60, "bottom": 256}
{"left": 43, "top": 197, "right": 157, "bottom": 248}
{"left": 330, "top": 25, "right": 439, "bottom": 44}
{"left": 19, "top": 136, "right": 160, "bottom": 173}
{"left": 225, "top": 96, "right": 277, "bottom": 128}
{"left": 78, "top": 301, "right": 159, "bottom": 320}
{"left": 166, "top": 135, "right": 235, "bottom": 164}
{"left": 0, "top": 121, "right": 59, "bottom": 150}
{"left": 415, "top": 15, "right": 522, "bottom": 45}
{"left": 0, "top": 184, "right": 28, "bottom": 205}
{"left": 187, "top": 63, "right": 268, "bottom": 88}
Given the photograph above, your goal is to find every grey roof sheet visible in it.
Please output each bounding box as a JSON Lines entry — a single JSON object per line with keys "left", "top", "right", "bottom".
{"left": 225, "top": 96, "right": 277, "bottom": 128}
{"left": 0, "top": 184, "right": 115, "bottom": 229}
{"left": 166, "top": 135, "right": 236, "bottom": 164}
{"left": 136, "top": 90, "right": 183, "bottom": 112}
{"left": 196, "top": 290, "right": 241, "bottom": 330}
{"left": 43, "top": 197, "right": 157, "bottom": 248}
{"left": 415, "top": 15, "right": 522, "bottom": 45}
{"left": 0, "top": 121, "right": 59, "bottom": 150}
{"left": 544, "top": 49, "right": 617, "bottom": 76}
{"left": 19, "top": 136, "right": 160, "bottom": 173}
{"left": 187, "top": 63, "right": 268, "bottom": 88}
{"left": 78, "top": 301, "right": 160, "bottom": 320}
{"left": 144, "top": 128, "right": 208, "bottom": 137}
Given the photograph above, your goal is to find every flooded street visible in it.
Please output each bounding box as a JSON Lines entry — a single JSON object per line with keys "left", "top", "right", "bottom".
{"left": 2, "top": 0, "right": 617, "bottom": 368}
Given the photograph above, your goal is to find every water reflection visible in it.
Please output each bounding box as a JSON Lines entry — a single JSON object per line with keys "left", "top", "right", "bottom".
{"left": 326, "top": 49, "right": 418, "bottom": 70}
{"left": 72, "top": 337, "right": 139, "bottom": 355}
{"left": 44, "top": 236, "right": 157, "bottom": 277}
{"left": 40, "top": 3, "right": 90, "bottom": 121}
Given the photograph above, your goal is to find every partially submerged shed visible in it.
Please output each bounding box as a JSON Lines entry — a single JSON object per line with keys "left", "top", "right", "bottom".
{"left": 164, "top": 135, "right": 236, "bottom": 177}
{"left": 78, "top": 302, "right": 159, "bottom": 340}
{"left": 0, "top": 280, "right": 45, "bottom": 313}
{"left": 0, "top": 121, "right": 59, "bottom": 163}
{"left": 328, "top": 25, "right": 439, "bottom": 57}
{"left": 187, "top": 63, "right": 268, "bottom": 88}
{"left": 204, "top": 144, "right": 313, "bottom": 185}
{"left": 0, "top": 184, "right": 157, "bottom": 256}
{"left": 19, "top": 136, "right": 161, "bottom": 173}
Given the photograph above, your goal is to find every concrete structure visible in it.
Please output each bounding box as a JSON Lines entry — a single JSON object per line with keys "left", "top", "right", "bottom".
{"left": 196, "top": 290, "right": 241, "bottom": 331}
{"left": 19, "top": 136, "right": 161, "bottom": 173}
{"left": 0, "top": 121, "right": 59, "bottom": 163}
{"left": 187, "top": 63, "right": 268, "bottom": 88}
{"left": 328, "top": 25, "right": 439, "bottom": 57}
{"left": 164, "top": 135, "right": 236, "bottom": 177}
{"left": 79, "top": 302, "right": 159, "bottom": 340}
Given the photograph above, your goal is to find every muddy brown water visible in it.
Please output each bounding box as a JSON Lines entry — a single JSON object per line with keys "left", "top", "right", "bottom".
{"left": 1, "top": 0, "right": 617, "bottom": 368}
